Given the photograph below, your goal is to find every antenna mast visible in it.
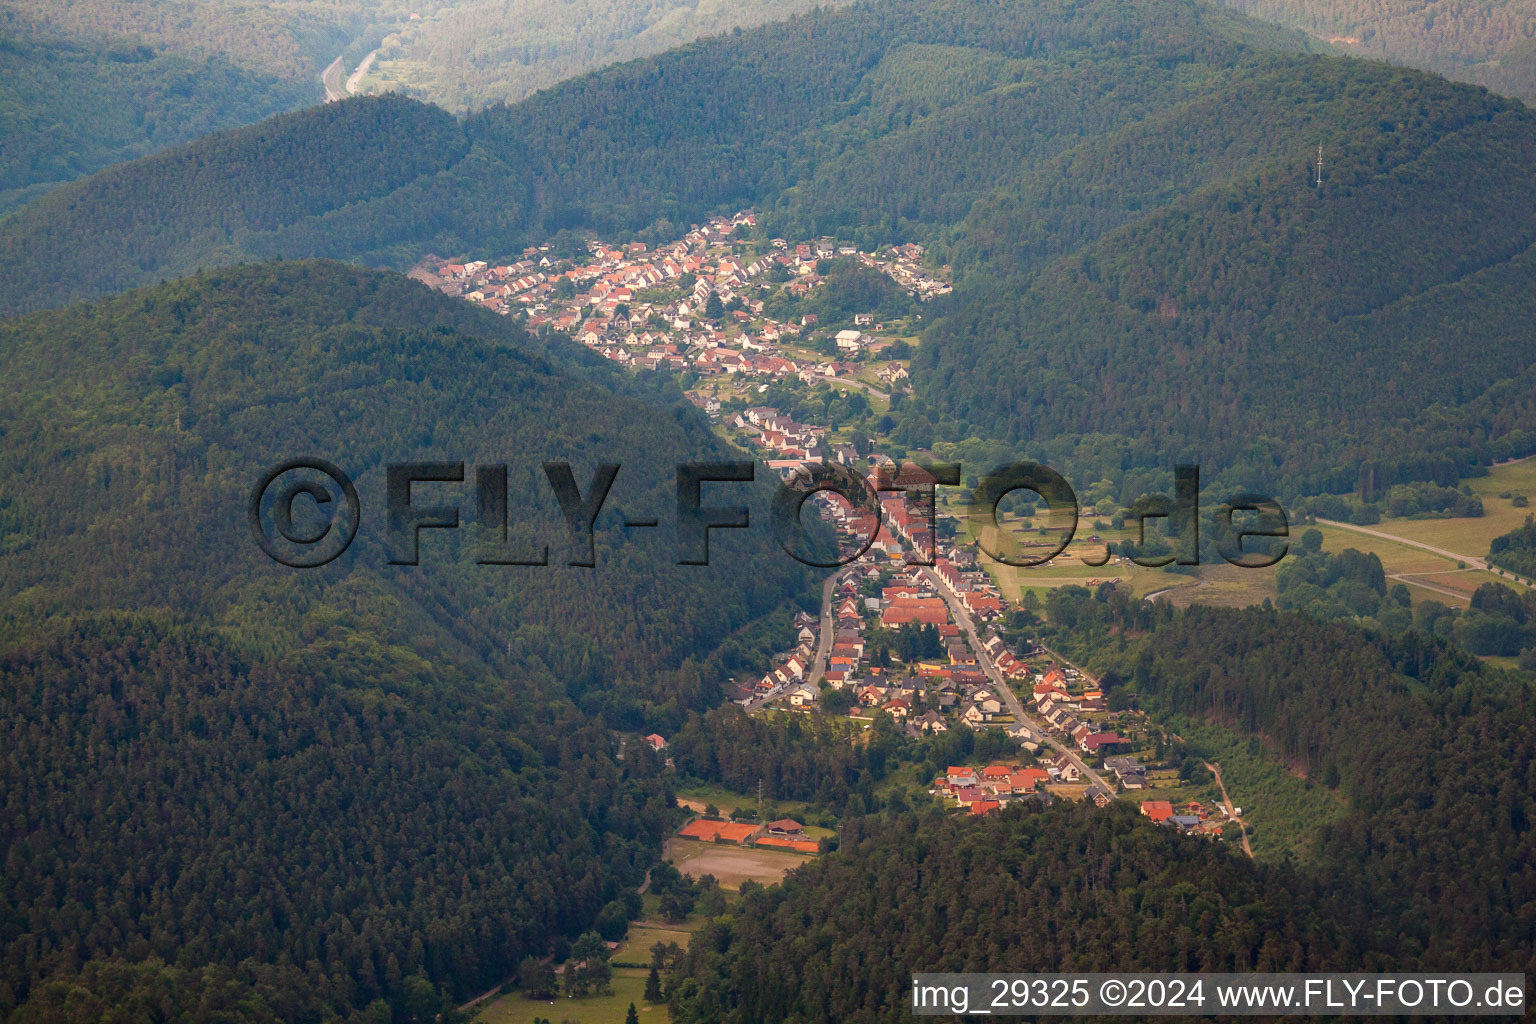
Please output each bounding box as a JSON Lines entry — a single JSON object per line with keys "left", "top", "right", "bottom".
{"left": 1315, "top": 143, "right": 1323, "bottom": 188}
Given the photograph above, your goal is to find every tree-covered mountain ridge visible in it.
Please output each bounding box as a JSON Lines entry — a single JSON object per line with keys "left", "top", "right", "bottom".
{"left": 0, "top": 260, "right": 818, "bottom": 1020}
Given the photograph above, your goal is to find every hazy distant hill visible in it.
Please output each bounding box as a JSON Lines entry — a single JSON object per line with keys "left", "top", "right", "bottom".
{"left": 0, "top": 31, "right": 312, "bottom": 212}
{"left": 1214, "top": 0, "right": 1536, "bottom": 104}
{"left": 0, "top": 0, "right": 384, "bottom": 81}
{"left": 0, "top": 0, "right": 866, "bottom": 210}
{"left": 361, "top": 0, "right": 856, "bottom": 112}
{"left": 0, "top": 261, "right": 812, "bottom": 1017}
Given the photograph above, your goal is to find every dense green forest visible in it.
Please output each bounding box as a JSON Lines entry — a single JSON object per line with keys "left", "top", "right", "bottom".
{"left": 0, "top": 262, "right": 816, "bottom": 1019}
{"left": 0, "top": 98, "right": 469, "bottom": 310}
{"left": 1, "top": 0, "right": 1532, "bottom": 499}
{"left": 0, "top": 616, "right": 673, "bottom": 1022}
{"left": 0, "top": 32, "right": 312, "bottom": 213}
{"left": 669, "top": 599, "right": 1536, "bottom": 1021}
{"left": 1212, "top": 0, "right": 1536, "bottom": 103}
{"left": 904, "top": 59, "right": 1536, "bottom": 496}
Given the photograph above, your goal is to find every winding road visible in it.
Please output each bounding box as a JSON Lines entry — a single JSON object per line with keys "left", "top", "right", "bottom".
{"left": 321, "top": 55, "right": 347, "bottom": 102}
{"left": 346, "top": 49, "right": 378, "bottom": 95}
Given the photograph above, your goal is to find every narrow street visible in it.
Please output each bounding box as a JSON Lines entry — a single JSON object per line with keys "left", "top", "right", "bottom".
{"left": 923, "top": 565, "right": 1115, "bottom": 800}
{"left": 744, "top": 567, "right": 843, "bottom": 711}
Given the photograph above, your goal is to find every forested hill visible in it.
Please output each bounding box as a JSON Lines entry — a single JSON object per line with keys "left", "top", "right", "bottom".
{"left": 672, "top": 802, "right": 1355, "bottom": 1024}
{"left": 669, "top": 602, "right": 1536, "bottom": 1023}
{"left": 0, "top": 33, "right": 312, "bottom": 214}
{"left": 0, "top": 0, "right": 1318, "bottom": 314}
{"left": 907, "top": 59, "right": 1536, "bottom": 495}
{"left": 1, "top": 0, "right": 1533, "bottom": 490}
{"left": 0, "top": 263, "right": 814, "bottom": 1019}
{"left": 0, "top": 97, "right": 469, "bottom": 311}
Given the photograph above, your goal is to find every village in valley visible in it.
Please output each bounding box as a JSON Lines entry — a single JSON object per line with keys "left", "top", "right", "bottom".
{"left": 414, "top": 211, "right": 1247, "bottom": 870}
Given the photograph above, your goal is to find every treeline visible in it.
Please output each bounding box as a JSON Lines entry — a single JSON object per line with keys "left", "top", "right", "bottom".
{"left": 1215, "top": 0, "right": 1536, "bottom": 102}
{"left": 1489, "top": 514, "right": 1536, "bottom": 580}
{"left": 1302, "top": 480, "right": 1484, "bottom": 524}
{"left": 1274, "top": 541, "right": 1536, "bottom": 659}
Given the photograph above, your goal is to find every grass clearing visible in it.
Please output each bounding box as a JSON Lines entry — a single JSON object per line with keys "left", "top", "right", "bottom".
{"left": 613, "top": 923, "right": 694, "bottom": 965}
{"left": 1308, "top": 523, "right": 1523, "bottom": 604}
{"left": 473, "top": 968, "right": 655, "bottom": 1024}
{"left": 663, "top": 838, "right": 811, "bottom": 889}
{"left": 1307, "top": 458, "right": 1536, "bottom": 597}
{"left": 672, "top": 782, "right": 825, "bottom": 824}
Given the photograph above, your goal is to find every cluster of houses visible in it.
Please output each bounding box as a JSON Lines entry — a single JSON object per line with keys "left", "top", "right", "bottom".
{"left": 413, "top": 211, "right": 946, "bottom": 395}
{"left": 1031, "top": 670, "right": 1126, "bottom": 756}
{"left": 935, "top": 763, "right": 1053, "bottom": 816}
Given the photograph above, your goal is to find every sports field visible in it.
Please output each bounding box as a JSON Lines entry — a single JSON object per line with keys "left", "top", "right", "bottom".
{"left": 663, "top": 837, "right": 811, "bottom": 888}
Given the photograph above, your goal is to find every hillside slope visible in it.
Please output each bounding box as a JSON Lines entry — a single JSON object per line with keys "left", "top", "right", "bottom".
{"left": 0, "top": 262, "right": 813, "bottom": 1015}
{"left": 0, "top": 33, "right": 312, "bottom": 214}
{"left": 0, "top": 0, "right": 1317, "bottom": 314}
{"left": 910, "top": 61, "right": 1536, "bottom": 493}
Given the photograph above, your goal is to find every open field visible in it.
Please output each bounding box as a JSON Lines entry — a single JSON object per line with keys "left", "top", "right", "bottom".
{"left": 613, "top": 923, "right": 694, "bottom": 964}
{"left": 1309, "top": 523, "right": 1520, "bottom": 604}
{"left": 1365, "top": 458, "right": 1536, "bottom": 554}
{"left": 969, "top": 516, "right": 1279, "bottom": 607}
{"left": 1303, "top": 458, "right": 1535, "bottom": 603}
{"left": 663, "top": 838, "right": 811, "bottom": 888}
{"left": 1150, "top": 563, "right": 1280, "bottom": 608}
{"left": 474, "top": 968, "right": 655, "bottom": 1024}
